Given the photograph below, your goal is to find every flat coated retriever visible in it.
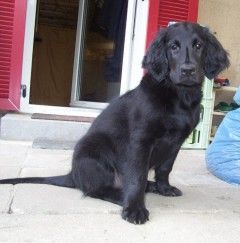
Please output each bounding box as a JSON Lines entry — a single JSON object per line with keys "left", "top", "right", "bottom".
{"left": 0, "top": 22, "right": 229, "bottom": 224}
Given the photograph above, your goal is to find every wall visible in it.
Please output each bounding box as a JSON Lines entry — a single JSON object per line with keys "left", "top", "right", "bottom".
{"left": 198, "top": 0, "right": 240, "bottom": 87}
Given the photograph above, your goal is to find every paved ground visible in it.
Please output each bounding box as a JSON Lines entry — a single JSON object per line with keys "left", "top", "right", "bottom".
{"left": 0, "top": 139, "right": 239, "bottom": 242}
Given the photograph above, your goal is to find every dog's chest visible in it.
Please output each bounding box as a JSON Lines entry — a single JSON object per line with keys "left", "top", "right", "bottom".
{"left": 158, "top": 103, "right": 200, "bottom": 137}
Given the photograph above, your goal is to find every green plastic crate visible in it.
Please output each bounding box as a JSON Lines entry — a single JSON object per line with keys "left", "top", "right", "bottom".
{"left": 182, "top": 78, "right": 214, "bottom": 149}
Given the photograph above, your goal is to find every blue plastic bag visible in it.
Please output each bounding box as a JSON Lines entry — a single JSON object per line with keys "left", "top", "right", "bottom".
{"left": 233, "top": 86, "right": 240, "bottom": 104}
{"left": 206, "top": 87, "right": 240, "bottom": 184}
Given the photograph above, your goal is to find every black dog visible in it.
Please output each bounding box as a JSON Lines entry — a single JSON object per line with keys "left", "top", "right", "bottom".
{"left": 0, "top": 22, "right": 229, "bottom": 224}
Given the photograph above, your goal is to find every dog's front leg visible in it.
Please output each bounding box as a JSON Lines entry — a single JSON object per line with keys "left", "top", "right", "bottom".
{"left": 121, "top": 138, "right": 151, "bottom": 224}
{"left": 147, "top": 148, "right": 182, "bottom": 196}
{"left": 155, "top": 151, "right": 182, "bottom": 196}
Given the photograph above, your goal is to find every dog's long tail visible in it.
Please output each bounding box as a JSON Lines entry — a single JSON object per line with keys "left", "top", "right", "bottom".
{"left": 0, "top": 173, "right": 75, "bottom": 188}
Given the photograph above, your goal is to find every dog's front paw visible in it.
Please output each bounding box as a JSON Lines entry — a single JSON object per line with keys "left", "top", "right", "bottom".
{"left": 122, "top": 207, "right": 149, "bottom": 224}
{"left": 157, "top": 184, "right": 182, "bottom": 197}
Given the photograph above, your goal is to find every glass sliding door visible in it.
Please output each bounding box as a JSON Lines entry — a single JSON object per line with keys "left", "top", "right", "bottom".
{"left": 71, "top": 0, "right": 129, "bottom": 107}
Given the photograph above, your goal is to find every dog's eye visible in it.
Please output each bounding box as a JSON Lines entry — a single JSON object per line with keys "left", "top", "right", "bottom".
{"left": 171, "top": 44, "right": 179, "bottom": 51}
{"left": 195, "top": 43, "right": 202, "bottom": 50}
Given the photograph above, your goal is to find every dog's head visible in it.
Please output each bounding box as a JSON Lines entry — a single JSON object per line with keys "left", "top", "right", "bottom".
{"left": 142, "top": 22, "right": 230, "bottom": 86}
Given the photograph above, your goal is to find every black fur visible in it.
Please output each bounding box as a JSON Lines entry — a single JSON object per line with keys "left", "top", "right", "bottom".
{"left": 0, "top": 22, "right": 229, "bottom": 224}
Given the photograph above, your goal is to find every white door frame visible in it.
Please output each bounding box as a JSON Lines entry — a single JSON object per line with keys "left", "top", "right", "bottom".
{"left": 20, "top": 0, "right": 149, "bottom": 117}
{"left": 70, "top": 0, "right": 107, "bottom": 109}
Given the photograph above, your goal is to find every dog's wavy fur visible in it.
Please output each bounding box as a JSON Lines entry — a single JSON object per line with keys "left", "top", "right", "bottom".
{"left": 0, "top": 22, "right": 229, "bottom": 224}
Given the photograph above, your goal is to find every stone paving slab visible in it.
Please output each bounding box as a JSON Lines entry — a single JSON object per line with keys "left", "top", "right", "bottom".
{"left": 32, "top": 138, "right": 77, "bottom": 150}
{"left": 20, "top": 167, "right": 71, "bottom": 177}
{"left": 11, "top": 184, "right": 120, "bottom": 215}
{"left": 171, "top": 170, "right": 231, "bottom": 187}
{"left": 0, "top": 140, "right": 31, "bottom": 166}
{"left": 10, "top": 183, "right": 240, "bottom": 216}
{"left": 1, "top": 141, "right": 240, "bottom": 242}
{"left": 0, "top": 185, "right": 13, "bottom": 213}
{"left": 146, "top": 185, "right": 240, "bottom": 214}
{"left": 0, "top": 166, "right": 21, "bottom": 179}
{"left": 23, "top": 148, "right": 73, "bottom": 168}
{"left": 0, "top": 213, "right": 239, "bottom": 243}
{"left": 1, "top": 113, "right": 91, "bottom": 141}
{"left": 174, "top": 149, "right": 207, "bottom": 172}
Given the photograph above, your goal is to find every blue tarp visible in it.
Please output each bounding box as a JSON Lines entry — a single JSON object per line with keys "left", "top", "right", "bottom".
{"left": 206, "top": 87, "right": 240, "bottom": 184}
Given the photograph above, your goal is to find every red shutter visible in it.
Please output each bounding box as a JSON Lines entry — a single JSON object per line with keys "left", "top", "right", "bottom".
{"left": 146, "top": 0, "right": 199, "bottom": 48}
{"left": 0, "top": 0, "right": 27, "bottom": 111}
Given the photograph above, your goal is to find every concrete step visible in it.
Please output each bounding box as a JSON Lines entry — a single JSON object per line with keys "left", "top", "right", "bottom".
{"left": 0, "top": 113, "right": 91, "bottom": 142}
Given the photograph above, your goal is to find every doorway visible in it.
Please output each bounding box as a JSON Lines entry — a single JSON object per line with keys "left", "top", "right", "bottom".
{"left": 30, "top": 0, "right": 79, "bottom": 106}
{"left": 29, "top": 0, "right": 128, "bottom": 107}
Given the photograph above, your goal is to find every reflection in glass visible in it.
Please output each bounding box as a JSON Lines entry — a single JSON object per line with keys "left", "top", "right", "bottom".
{"left": 78, "top": 0, "right": 128, "bottom": 102}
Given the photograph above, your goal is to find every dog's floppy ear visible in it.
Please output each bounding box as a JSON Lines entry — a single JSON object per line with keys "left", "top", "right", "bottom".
{"left": 142, "top": 29, "right": 168, "bottom": 81}
{"left": 204, "top": 29, "right": 230, "bottom": 79}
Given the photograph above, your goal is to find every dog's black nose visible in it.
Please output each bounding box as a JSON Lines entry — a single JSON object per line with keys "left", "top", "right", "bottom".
{"left": 181, "top": 64, "right": 196, "bottom": 76}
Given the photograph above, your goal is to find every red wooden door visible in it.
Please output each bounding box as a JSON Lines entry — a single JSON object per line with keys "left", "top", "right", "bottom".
{"left": 146, "top": 0, "right": 199, "bottom": 48}
{"left": 0, "top": 0, "right": 27, "bottom": 111}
